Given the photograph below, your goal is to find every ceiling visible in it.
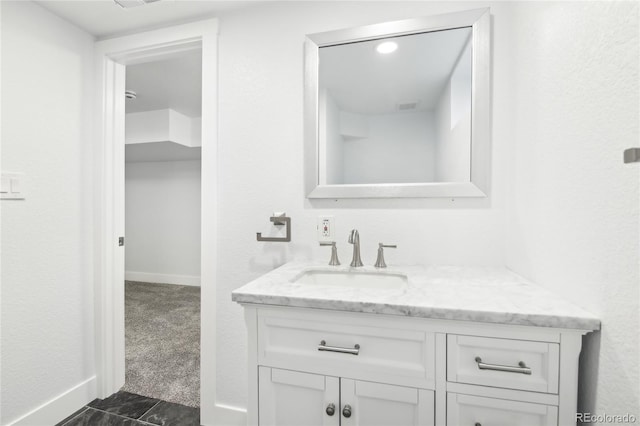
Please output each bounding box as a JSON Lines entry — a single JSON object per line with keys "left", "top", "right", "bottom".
{"left": 320, "top": 27, "right": 472, "bottom": 115}
{"left": 35, "top": 0, "right": 259, "bottom": 39}
{"left": 126, "top": 49, "right": 202, "bottom": 117}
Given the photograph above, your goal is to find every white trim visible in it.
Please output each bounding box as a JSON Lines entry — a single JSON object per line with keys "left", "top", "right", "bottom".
{"left": 244, "top": 307, "right": 259, "bottom": 426}
{"left": 207, "top": 405, "right": 247, "bottom": 426}
{"left": 93, "top": 18, "right": 219, "bottom": 425}
{"left": 308, "top": 8, "right": 487, "bottom": 47}
{"left": 307, "top": 182, "right": 486, "bottom": 199}
{"left": 434, "top": 333, "right": 447, "bottom": 426}
{"left": 93, "top": 52, "right": 127, "bottom": 403}
{"left": 125, "top": 271, "right": 201, "bottom": 286}
{"left": 6, "top": 376, "right": 97, "bottom": 426}
{"left": 558, "top": 333, "right": 583, "bottom": 426}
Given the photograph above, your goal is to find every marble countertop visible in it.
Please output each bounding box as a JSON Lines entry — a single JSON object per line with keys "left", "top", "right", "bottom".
{"left": 231, "top": 261, "right": 600, "bottom": 331}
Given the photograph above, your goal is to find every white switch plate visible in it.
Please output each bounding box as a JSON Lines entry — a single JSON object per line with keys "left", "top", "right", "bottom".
{"left": 1, "top": 172, "right": 25, "bottom": 200}
{"left": 317, "top": 216, "right": 335, "bottom": 242}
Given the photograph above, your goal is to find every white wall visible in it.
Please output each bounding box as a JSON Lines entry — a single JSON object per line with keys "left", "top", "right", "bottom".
{"left": 342, "top": 110, "right": 436, "bottom": 184}
{"left": 449, "top": 38, "right": 472, "bottom": 131}
{"left": 505, "top": 1, "right": 639, "bottom": 418}
{"left": 434, "top": 39, "right": 472, "bottom": 183}
{"left": 0, "top": 1, "right": 95, "bottom": 424}
{"left": 125, "top": 160, "right": 201, "bottom": 285}
{"left": 319, "top": 89, "right": 343, "bottom": 185}
{"left": 215, "top": 1, "right": 511, "bottom": 409}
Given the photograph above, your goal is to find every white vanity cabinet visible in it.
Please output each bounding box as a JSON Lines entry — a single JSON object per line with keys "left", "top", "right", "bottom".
{"left": 258, "top": 367, "right": 434, "bottom": 426}
{"left": 241, "top": 305, "right": 589, "bottom": 426}
{"left": 233, "top": 262, "right": 599, "bottom": 426}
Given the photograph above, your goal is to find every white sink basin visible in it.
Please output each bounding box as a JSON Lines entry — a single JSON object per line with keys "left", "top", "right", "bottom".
{"left": 293, "top": 270, "right": 408, "bottom": 289}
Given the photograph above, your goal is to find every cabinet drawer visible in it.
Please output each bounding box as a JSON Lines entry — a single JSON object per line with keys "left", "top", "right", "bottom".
{"left": 258, "top": 310, "right": 435, "bottom": 388}
{"left": 447, "top": 335, "right": 559, "bottom": 393}
{"left": 447, "top": 393, "right": 558, "bottom": 426}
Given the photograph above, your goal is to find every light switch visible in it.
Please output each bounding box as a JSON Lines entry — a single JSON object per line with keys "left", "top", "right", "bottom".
{"left": 10, "top": 178, "right": 21, "bottom": 193}
{"left": 0, "top": 176, "right": 9, "bottom": 193}
{"left": 1, "top": 172, "right": 25, "bottom": 200}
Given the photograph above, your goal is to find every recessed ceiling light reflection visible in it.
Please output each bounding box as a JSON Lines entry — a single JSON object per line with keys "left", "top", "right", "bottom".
{"left": 376, "top": 41, "right": 398, "bottom": 54}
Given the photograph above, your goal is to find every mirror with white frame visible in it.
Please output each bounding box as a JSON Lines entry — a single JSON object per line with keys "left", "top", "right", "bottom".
{"left": 304, "top": 8, "right": 491, "bottom": 199}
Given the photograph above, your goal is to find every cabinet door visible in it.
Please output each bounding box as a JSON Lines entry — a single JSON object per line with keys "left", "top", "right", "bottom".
{"left": 340, "top": 379, "right": 434, "bottom": 426}
{"left": 447, "top": 393, "right": 558, "bottom": 426}
{"left": 258, "top": 367, "right": 339, "bottom": 426}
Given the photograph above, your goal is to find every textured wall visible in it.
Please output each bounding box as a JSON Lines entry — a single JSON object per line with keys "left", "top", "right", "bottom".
{"left": 125, "top": 160, "right": 201, "bottom": 280}
{"left": 434, "top": 77, "right": 472, "bottom": 183}
{"left": 319, "top": 89, "right": 344, "bottom": 185}
{"left": 0, "top": 1, "right": 95, "bottom": 423}
{"left": 214, "top": 1, "right": 512, "bottom": 408}
{"left": 505, "top": 1, "right": 639, "bottom": 419}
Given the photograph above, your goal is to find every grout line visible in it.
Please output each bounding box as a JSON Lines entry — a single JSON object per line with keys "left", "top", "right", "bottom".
{"left": 59, "top": 408, "right": 89, "bottom": 426}
{"left": 137, "top": 400, "right": 162, "bottom": 421}
{"left": 86, "top": 406, "right": 159, "bottom": 425}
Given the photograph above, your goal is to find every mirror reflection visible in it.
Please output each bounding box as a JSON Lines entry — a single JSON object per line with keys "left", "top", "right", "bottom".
{"left": 318, "top": 27, "right": 473, "bottom": 185}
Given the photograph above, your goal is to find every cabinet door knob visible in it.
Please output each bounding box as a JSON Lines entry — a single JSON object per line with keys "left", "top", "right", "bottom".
{"left": 326, "top": 403, "right": 335, "bottom": 416}
{"left": 475, "top": 423, "right": 482, "bottom": 426}
{"left": 342, "top": 404, "right": 352, "bottom": 418}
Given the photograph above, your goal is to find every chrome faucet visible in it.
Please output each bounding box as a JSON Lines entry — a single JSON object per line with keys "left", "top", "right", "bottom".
{"left": 348, "top": 229, "right": 363, "bottom": 267}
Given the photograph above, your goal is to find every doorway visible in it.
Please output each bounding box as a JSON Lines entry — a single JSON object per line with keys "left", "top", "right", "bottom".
{"left": 94, "top": 20, "right": 222, "bottom": 425}
{"left": 123, "top": 49, "right": 202, "bottom": 406}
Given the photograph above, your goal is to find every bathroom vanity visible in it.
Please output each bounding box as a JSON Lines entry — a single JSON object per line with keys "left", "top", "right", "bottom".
{"left": 232, "top": 261, "right": 600, "bottom": 426}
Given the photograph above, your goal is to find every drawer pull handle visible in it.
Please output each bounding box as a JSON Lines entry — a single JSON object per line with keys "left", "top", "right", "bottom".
{"left": 318, "top": 340, "right": 360, "bottom": 355}
{"left": 475, "top": 356, "right": 532, "bottom": 375}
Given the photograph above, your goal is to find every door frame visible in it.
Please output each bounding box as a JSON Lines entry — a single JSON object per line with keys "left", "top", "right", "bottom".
{"left": 93, "top": 19, "right": 233, "bottom": 425}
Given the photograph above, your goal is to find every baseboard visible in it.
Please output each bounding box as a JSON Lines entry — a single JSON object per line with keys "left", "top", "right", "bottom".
{"left": 7, "top": 376, "right": 97, "bottom": 426}
{"left": 201, "top": 403, "right": 246, "bottom": 426}
{"left": 125, "top": 271, "right": 200, "bottom": 286}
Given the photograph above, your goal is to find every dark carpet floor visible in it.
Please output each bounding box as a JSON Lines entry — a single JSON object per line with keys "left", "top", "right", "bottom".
{"left": 122, "top": 281, "right": 200, "bottom": 407}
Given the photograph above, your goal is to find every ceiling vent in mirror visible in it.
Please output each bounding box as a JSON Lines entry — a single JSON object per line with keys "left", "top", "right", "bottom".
{"left": 114, "top": 0, "right": 162, "bottom": 9}
{"left": 396, "top": 102, "right": 418, "bottom": 111}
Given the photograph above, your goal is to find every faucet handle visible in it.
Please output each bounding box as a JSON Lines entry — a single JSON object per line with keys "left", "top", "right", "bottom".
{"left": 374, "top": 243, "right": 396, "bottom": 268}
{"left": 320, "top": 241, "right": 340, "bottom": 266}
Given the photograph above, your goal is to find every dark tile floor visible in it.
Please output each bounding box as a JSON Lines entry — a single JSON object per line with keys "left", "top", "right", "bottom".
{"left": 56, "top": 390, "right": 200, "bottom": 426}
